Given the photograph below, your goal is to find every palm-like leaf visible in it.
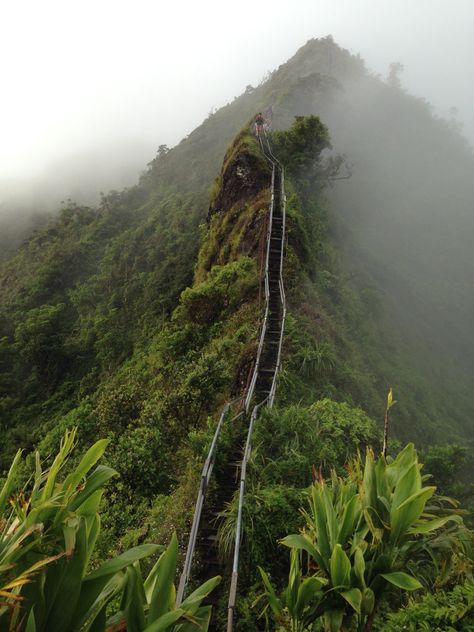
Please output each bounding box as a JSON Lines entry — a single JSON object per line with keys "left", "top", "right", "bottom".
{"left": 260, "top": 443, "right": 465, "bottom": 631}
{"left": 0, "top": 429, "right": 220, "bottom": 631}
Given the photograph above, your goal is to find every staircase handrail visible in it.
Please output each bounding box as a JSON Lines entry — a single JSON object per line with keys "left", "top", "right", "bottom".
{"left": 177, "top": 129, "right": 286, "bottom": 623}
{"left": 176, "top": 397, "right": 244, "bottom": 605}
{"left": 244, "top": 142, "right": 276, "bottom": 412}
{"left": 268, "top": 152, "right": 286, "bottom": 407}
{"left": 227, "top": 131, "right": 286, "bottom": 630}
{"left": 226, "top": 397, "right": 268, "bottom": 631}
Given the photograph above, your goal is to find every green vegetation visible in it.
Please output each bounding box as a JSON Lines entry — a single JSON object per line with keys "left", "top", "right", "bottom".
{"left": 374, "top": 582, "right": 474, "bottom": 631}
{"left": 1, "top": 35, "right": 474, "bottom": 629}
{"left": 257, "top": 444, "right": 471, "bottom": 631}
{"left": 0, "top": 429, "right": 219, "bottom": 631}
{"left": 271, "top": 115, "right": 332, "bottom": 176}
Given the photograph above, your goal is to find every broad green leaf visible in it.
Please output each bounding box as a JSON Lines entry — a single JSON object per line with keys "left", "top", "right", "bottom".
{"left": 280, "top": 534, "right": 326, "bottom": 572}
{"left": 362, "top": 587, "right": 375, "bottom": 614}
{"left": 392, "top": 462, "right": 421, "bottom": 510}
{"left": 380, "top": 572, "right": 422, "bottom": 591}
{"left": 142, "top": 608, "right": 186, "bottom": 632}
{"left": 73, "top": 573, "right": 125, "bottom": 630}
{"left": 70, "top": 465, "right": 118, "bottom": 512}
{"left": 258, "top": 567, "right": 282, "bottom": 616}
{"left": 337, "top": 494, "right": 360, "bottom": 546}
{"left": 43, "top": 517, "right": 88, "bottom": 631}
{"left": 41, "top": 429, "right": 76, "bottom": 501}
{"left": 353, "top": 546, "right": 365, "bottom": 589}
{"left": 77, "top": 489, "right": 104, "bottom": 517}
{"left": 321, "top": 484, "right": 337, "bottom": 549}
{"left": 25, "top": 610, "right": 36, "bottom": 632}
{"left": 148, "top": 533, "right": 178, "bottom": 622}
{"left": 311, "top": 484, "right": 331, "bottom": 566}
{"left": 388, "top": 443, "right": 416, "bottom": 486}
{"left": 324, "top": 609, "right": 344, "bottom": 632}
{"left": 408, "top": 514, "right": 462, "bottom": 534}
{"left": 31, "top": 451, "right": 43, "bottom": 501}
{"left": 295, "top": 576, "right": 323, "bottom": 615}
{"left": 124, "top": 566, "right": 146, "bottom": 632}
{"left": 178, "top": 576, "right": 221, "bottom": 611}
{"left": 86, "top": 605, "right": 106, "bottom": 632}
{"left": 25, "top": 501, "right": 62, "bottom": 529}
{"left": 63, "top": 439, "right": 109, "bottom": 496}
{"left": 143, "top": 547, "right": 166, "bottom": 603}
{"left": 390, "top": 487, "right": 436, "bottom": 542}
{"left": 286, "top": 549, "right": 300, "bottom": 613}
{"left": 176, "top": 605, "right": 212, "bottom": 631}
{"left": 374, "top": 457, "right": 390, "bottom": 508}
{"left": 330, "top": 544, "right": 351, "bottom": 588}
{"left": 83, "top": 513, "right": 101, "bottom": 571}
{"left": 350, "top": 524, "right": 370, "bottom": 556}
{"left": 85, "top": 544, "right": 159, "bottom": 581}
{"left": 341, "top": 587, "right": 362, "bottom": 614}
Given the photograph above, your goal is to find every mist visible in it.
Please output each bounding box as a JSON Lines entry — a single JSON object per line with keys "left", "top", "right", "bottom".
{"left": 1, "top": 0, "right": 473, "bottom": 251}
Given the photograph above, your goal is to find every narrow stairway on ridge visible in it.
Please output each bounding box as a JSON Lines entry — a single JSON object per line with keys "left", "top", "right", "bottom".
{"left": 255, "top": 139, "right": 284, "bottom": 401}
{"left": 177, "top": 130, "right": 286, "bottom": 630}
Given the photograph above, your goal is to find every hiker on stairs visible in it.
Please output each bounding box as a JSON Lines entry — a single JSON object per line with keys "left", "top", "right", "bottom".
{"left": 255, "top": 112, "right": 265, "bottom": 136}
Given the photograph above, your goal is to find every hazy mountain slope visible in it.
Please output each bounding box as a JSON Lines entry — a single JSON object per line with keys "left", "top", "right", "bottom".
{"left": 1, "top": 35, "right": 474, "bottom": 465}
{"left": 144, "top": 37, "right": 474, "bottom": 426}
{"left": 1, "top": 40, "right": 474, "bottom": 627}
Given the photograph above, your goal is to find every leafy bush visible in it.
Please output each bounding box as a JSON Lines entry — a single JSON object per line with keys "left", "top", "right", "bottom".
{"left": 0, "top": 429, "right": 220, "bottom": 631}
{"left": 271, "top": 116, "right": 331, "bottom": 176}
{"left": 421, "top": 443, "right": 474, "bottom": 501}
{"left": 217, "top": 484, "right": 304, "bottom": 573}
{"left": 109, "top": 422, "right": 169, "bottom": 496}
{"left": 375, "top": 580, "right": 474, "bottom": 631}
{"left": 257, "top": 444, "right": 466, "bottom": 631}
{"left": 174, "top": 257, "right": 257, "bottom": 325}
{"left": 253, "top": 399, "right": 380, "bottom": 486}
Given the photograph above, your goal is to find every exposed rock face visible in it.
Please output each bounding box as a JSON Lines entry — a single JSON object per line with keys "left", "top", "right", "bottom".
{"left": 195, "top": 131, "right": 273, "bottom": 281}
{"left": 207, "top": 145, "right": 270, "bottom": 221}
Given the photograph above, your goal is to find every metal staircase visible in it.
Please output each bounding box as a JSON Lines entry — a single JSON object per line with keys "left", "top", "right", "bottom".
{"left": 176, "top": 131, "right": 287, "bottom": 631}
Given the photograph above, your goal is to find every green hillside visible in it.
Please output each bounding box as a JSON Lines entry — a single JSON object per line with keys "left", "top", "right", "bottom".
{"left": 1, "top": 37, "right": 473, "bottom": 630}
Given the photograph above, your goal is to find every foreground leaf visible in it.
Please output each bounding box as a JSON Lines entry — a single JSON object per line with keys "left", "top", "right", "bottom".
{"left": 380, "top": 572, "right": 422, "bottom": 591}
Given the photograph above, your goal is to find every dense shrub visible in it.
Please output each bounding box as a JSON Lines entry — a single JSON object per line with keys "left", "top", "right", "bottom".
{"left": 253, "top": 399, "right": 381, "bottom": 486}
{"left": 375, "top": 581, "right": 474, "bottom": 631}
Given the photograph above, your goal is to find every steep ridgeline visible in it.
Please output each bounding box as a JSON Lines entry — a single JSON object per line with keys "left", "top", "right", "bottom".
{"left": 2, "top": 37, "right": 473, "bottom": 472}
{"left": 175, "top": 130, "right": 287, "bottom": 631}
{"left": 0, "top": 38, "right": 473, "bottom": 625}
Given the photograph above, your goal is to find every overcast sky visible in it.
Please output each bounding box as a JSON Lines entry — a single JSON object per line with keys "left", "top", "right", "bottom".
{"left": 1, "top": 0, "right": 473, "bottom": 184}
